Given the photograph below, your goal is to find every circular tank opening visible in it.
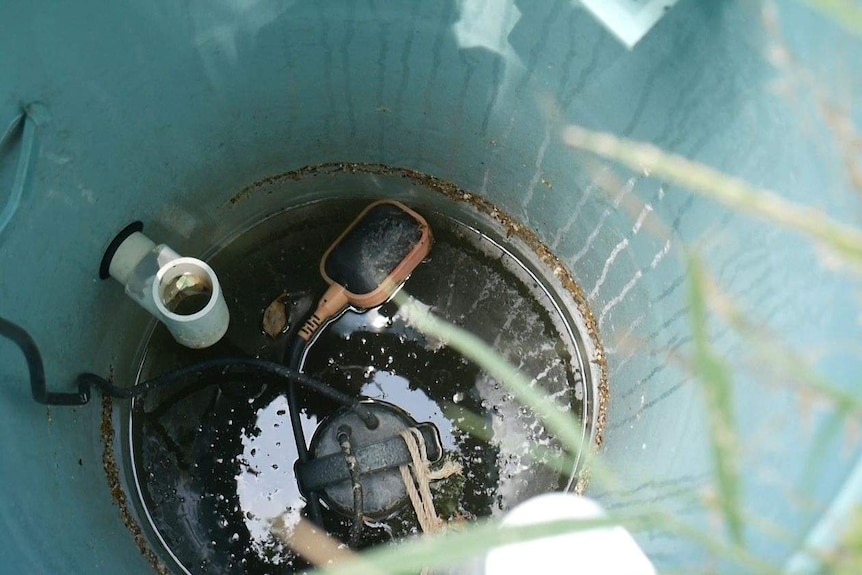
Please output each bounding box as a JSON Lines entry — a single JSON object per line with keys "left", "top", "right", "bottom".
{"left": 119, "top": 167, "right": 604, "bottom": 574}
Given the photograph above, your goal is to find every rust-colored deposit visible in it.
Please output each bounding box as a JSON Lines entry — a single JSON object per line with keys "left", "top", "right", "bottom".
{"left": 101, "top": 394, "right": 171, "bottom": 575}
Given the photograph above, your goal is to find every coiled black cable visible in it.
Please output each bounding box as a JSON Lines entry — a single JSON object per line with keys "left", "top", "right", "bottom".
{"left": 1, "top": 316, "right": 379, "bottom": 432}
{"left": 3, "top": 313, "right": 381, "bottom": 530}
{"left": 75, "top": 357, "right": 374, "bottom": 425}
{"left": 1, "top": 316, "right": 90, "bottom": 405}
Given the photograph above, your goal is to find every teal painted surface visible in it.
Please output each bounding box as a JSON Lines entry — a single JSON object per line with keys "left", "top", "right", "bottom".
{"left": 1, "top": 1, "right": 861, "bottom": 573}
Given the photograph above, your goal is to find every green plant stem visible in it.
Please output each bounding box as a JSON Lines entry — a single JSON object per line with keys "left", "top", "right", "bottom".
{"left": 564, "top": 125, "right": 862, "bottom": 273}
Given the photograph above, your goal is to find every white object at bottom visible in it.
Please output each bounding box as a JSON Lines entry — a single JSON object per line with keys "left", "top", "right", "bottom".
{"left": 484, "top": 493, "right": 656, "bottom": 575}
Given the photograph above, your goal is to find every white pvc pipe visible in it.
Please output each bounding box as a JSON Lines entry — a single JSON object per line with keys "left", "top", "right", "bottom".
{"left": 152, "top": 257, "right": 230, "bottom": 349}
{"left": 107, "top": 231, "right": 229, "bottom": 349}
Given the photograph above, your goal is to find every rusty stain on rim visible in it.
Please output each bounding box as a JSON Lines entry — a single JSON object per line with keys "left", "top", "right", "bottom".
{"left": 101, "top": 393, "right": 171, "bottom": 575}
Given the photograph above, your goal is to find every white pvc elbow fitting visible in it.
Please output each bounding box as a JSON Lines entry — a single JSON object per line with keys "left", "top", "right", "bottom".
{"left": 103, "top": 225, "right": 229, "bottom": 349}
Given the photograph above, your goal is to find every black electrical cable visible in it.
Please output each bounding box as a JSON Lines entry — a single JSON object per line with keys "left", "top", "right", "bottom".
{"left": 285, "top": 340, "right": 312, "bottom": 458}
{"left": 2, "top": 314, "right": 374, "bottom": 529}
{"left": 75, "top": 357, "right": 379, "bottom": 429}
{"left": 286, "top": 338, "right": 309, "bottom": 445}
{"left": 284, "top": 336, "right": 326, "bottom": 525}
{"left": 337, "top": 425, "right": 364, "bottom": 547}
{"left": 0, "top": 315, "right": 380, "bottom": 432}
{"left": 0, "top": 316, "right": 90, "bottom": 405}
{"left": 3, "top": 311, "right": 369, "bottom": 528}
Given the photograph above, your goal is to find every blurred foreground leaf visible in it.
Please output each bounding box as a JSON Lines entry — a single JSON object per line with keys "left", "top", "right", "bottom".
{"left": 564, "top": 126, "right": 862, "bottom": 273}
{"left": 797, "top": 0, "right": 862, "bottom": 37}
{"left": 688, "top": 257, "right": 745, "bottom": 546}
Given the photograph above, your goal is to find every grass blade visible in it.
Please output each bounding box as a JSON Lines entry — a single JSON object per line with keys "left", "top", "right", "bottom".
{"left": 563, "top": 125, "right": 862, "bottom": 273}
{"left": 392, "top": 292, "right": 587, "bottom": 460}
{"left": 795, "top": 0, "right": 862, "bottom": 37}
{"left": 688, "top": 256, "right": 745, "bottom": 546}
